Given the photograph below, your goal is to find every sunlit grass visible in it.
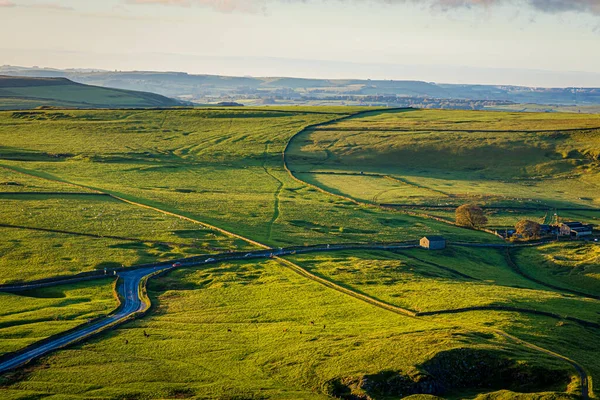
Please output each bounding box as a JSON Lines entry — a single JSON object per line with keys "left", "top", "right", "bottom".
{"left": 0, "top": 279, "right": 118, "bottom": 355}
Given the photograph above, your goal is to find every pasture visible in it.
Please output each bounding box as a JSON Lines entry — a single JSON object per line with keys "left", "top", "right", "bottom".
{"left": 0, "top": 107, "right": 598, "bottom": 399}
{"left": 0, "top": 108, "right": 495, "bottom": 249}
{"left": 0, "top": 260, "right": 581, "bottom": 399}
{"left": 514, "top": 243, "right": 600, "bottom": 296}
{"left": 0, "top": 193, "right": 251, "bottom": 284}
{"left": 286, "top": 109, "right": 600, "bottom": 226}
{"left": 0, "top": 279, "right": 117, "bottom": 355}
{"left": 287, "top": 247, "right": 599, "bottom": 319}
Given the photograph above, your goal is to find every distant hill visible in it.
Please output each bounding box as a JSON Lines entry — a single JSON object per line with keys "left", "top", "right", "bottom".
{"left": 0, "top": 75, "right": 182, "bottom": 110}
{"left": 2, "top": 66, "right": 600, "bottom": 109}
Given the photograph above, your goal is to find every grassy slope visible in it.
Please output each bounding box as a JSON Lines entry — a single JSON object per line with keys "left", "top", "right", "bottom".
{"left": 0, "top": 108, "right": 493, "bottom": 248}
{"left": 0, "top": 76, "right": 180, "bottom": 109}
{"left": 287, "top": 247, "right": 599, "bottom": 321}
{"left": 0, "top": 192, "right": 252, "bottom": 284}
{"left": 0, "top": 279, "right": 118, "bottom": 355}
{"left": 286, "top": 109, "right": 600, "bottom": 219}
{"left": 514, "top": 243, "right": 600, "bottom": 296}
{"left": 0, "top": 107, "right": 598, "bottom": 399}
{"left": 0, "top": 261, "right": 577, "bottom": 399}
{"left": 285, "top": 248, "right": 600, "bottom": 393}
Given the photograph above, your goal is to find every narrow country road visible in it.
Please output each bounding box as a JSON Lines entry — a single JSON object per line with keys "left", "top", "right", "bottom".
{"left": 0, "top": 265, "right": 171, "bottom": 374}
{"left": 0, "top": 242, "right": 416, "bottom": 374}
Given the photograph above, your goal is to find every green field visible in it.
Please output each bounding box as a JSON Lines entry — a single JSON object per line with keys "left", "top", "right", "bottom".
{"left": 0, "top": 108, "right": 495, "bottom": 250}
{"left": 287, "top": 248, "right": 598, "bottom": 319}
{"left": 515, "top": 243, "right": 600, "bottom": 296}
{"left": 0, "top": 193, "right": 252, "bottom": 284}
{"left": 486, "top": 104, "right": 600, "bottom": 114}
{"left": 0, "top": 260, "right": 582, "bottom": 400}
{"left": 286, "top": 109, "right": 600, "bottom": 221}
{"left": 0, "top": 279, "right": 118, "bottom": 355}
{"left": 0, "top": 107, "right": 599, "bottom": 399}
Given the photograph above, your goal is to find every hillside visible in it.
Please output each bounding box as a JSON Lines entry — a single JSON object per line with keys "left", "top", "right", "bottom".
{"left": 0, "top": 107, "right": 598, "bottom": 399}
{"left": 2, "top": 65, "right": 600, "bottom": 109}
{"left": 0, "top": 75, "right": 182, "bottom": 110}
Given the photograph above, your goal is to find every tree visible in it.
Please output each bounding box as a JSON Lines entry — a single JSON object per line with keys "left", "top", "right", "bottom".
{"left": 515, "top": 220, "right": 541, "bottom": 239}
{"left": 455, "top": 204, "right": 488, "bottom": 228}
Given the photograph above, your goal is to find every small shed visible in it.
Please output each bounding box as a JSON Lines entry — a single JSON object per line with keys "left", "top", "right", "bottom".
{"left": 420, "top": 236, "right": 446, "bottom": 250}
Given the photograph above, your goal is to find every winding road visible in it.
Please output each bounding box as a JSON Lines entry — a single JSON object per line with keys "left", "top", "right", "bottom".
{"left": 0, "top": 265, "right": 171, "bottom": 374}
{"left": 0, "top": 242, "right": 416, "bottom": 374}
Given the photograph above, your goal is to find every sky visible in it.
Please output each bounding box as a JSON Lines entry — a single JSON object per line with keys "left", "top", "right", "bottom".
{"left": 1, "top": 0, "right": 600, "bottom": 87}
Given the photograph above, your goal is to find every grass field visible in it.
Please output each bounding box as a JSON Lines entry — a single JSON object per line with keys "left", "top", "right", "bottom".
{"left": 486, "top": 104, "right": 600, "bottom": 114}
{"left": 0, "top": 166, "right": 95, "bottom": 193}
{"left": 0, "top": 108, "right": 495, "bottom": 249}
{"left": 284, "top": 248, "right": 600, "bottom": 393}
{"left": 286, "top": 109, "right": 600, "bottom": 227}
{"left": 287, "top": 247, "right": 600, "bottom": 320}
{"left": 0, "top": 194, "right": 251, "bottom": 249}
{"left": 514, "top": 243, "right": 600, "bottom": 296}
{"left": 0, "top": 193, "right": 252, "bottom": 284}
{"left": 1, "top": 107, "right": 599, "bottom": 399}
{"left": 0, "top": 260, "right": 581, "bottom": 399}
{"left": 0, "top": 279, "right": 117, "bottom": 355}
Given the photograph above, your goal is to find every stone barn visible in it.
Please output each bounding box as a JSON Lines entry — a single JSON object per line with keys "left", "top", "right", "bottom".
{"left": 420, "top": 236, "right": 446, "bottom": 250}
{"left": 560, "top": 222, "right": 593, "bottom": 238}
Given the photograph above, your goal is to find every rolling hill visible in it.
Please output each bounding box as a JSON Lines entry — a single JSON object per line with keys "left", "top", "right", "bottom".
{"left": 0, "top": 75, "right": 182, "bottom": 110}
{"left": 2, "top": 65, "right": 600, "bottom": 109}
{"left": 0, "top": 107, "right": 598, "bottom": 399}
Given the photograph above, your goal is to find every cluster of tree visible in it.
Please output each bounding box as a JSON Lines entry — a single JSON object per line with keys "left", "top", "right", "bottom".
{"left": 455, "top": 204, "right": 544, "bottom": 241}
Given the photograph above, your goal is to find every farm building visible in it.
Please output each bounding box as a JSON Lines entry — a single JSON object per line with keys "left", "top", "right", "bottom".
{"left": 420, "top": 236, "right": 446, "bottom": 250}
{"left": 560, "top": 222, "right": 593, "bottom": 238}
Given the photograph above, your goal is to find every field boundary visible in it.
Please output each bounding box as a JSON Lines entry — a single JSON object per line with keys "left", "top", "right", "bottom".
{"left": 312, "top": 126, "right": 600, "bottom": 134}
{"left": 0, "top": 192, "right": 105, "bottom": 196}
{"left": 0, "top": 164, "right": 271, "bottom": 250}
{"left": 418, "top": 306, "right": 600, "bottom": 328}
{"left": 262, "top": 144, "right": 284, "bottom": 241}
{"left": 280, "top": 253, "right": 600, "bottom": 329}
{"left": 274, "top": 256, "right": 418, "bottom": 318}
{"left": 0, "top": 222, "right": 203, "bottom": 248}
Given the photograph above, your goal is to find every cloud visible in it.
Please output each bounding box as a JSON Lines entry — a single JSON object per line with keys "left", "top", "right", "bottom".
{"left": 29, "top": 3, "right": 74, "bottom": 10}
{"left": 125, "top": 0, "right": 264, "bottom": 13}
{"left": 123, "top": 0, "right": 600, "bottom": 15}
{"left": 527, "top": 0, "right": 600, "bottom": 15}
{"left": 413, "top": 0, "right": 600, "bottom": 15}
{"left": 0, "top": 1, "right": 74, "bottom": 10}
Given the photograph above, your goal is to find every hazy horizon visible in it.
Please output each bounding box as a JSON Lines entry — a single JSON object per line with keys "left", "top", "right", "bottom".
{"left": 5, "top": 57, "right": 600, "bottom": 89}
{"left": 1, "top": 0, "right": 600, "bottom": 87}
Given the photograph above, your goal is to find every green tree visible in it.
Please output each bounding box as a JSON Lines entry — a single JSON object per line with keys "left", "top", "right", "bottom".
{"left": 455, "top": 204, "right": 488, "bottom": 228}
